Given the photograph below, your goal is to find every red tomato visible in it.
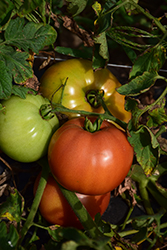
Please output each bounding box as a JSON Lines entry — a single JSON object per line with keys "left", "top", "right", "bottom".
{"left": 48, "top": 117, "right": 134, "bottom": 195}
{"left": 34, "top": 172, "right": 111, "bottom": 229}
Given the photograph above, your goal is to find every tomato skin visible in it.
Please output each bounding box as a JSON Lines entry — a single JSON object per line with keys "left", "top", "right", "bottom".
{"left": 39, "top": 59, "right": 131, "bottom": 123}
{"left": 48, "top": 117, "right": 134, "bottom": 195}
{"left": 34, "top": 172, "right": 111, "bottom": 228}
{"left": 0, "top": 94, "right": 59, "bottom": 163}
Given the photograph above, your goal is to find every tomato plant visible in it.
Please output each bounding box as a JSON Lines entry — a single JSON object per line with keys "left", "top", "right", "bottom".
{"left": 48, "top": 117, "right": 134, "bottom": 195}
{"left": 39, "top": 58, "right": 131, "bottom": 123}
{"left": 34, "top": 172, "right": 111, "bottom": 229}
{"left": 0, "top": 94, "right": 59, "bottom": 162}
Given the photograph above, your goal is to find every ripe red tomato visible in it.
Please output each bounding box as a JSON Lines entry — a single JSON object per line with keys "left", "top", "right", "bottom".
{"left": 48, "top": 117, "right": 134, "bottom": 195}
{"left": 34, "top": 172, "right": 111, "bottom": 229}
{"left": 39, "top": 59, "right": 131, "bottom": 123}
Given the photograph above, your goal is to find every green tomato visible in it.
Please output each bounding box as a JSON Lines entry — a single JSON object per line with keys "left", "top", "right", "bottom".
{"left": 0, "top": 94, "right": 59, "bottom": 163}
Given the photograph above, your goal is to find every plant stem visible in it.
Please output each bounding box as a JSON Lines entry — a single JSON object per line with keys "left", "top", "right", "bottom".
{"left": 130, "top": 0, "right": 167, "bottom": 34}
{"left": 119, "top": 229, "right": 139, "bottom": 238}
{"left": 135, "top": 79, "right": 167, "bottom": 123}
{"left": 51, "top": 103, "right": 127, "bottom": 130}
{"left": 106, "top": 0, "right": 166, "bottom": 35}
{"left": 18, "top": 158, "right": 49, "bottom": 246}
{"left": 138, "top": 181, "right": 154, "bottom": 215}
{"left": 57, "top": 182, "right": 108, "bottom": 239}
{"left": 121, "top": 205, "right": 134, "bottom": 231}
{"left": 147, "top": 180, "right": 167, "bottom": 211}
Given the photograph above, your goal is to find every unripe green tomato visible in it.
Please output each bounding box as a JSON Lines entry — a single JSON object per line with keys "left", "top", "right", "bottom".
{"left": 39, "top": 59, "right": 131, "bottom": 123}
{"left": 0, "top": 94, "right": 59, "bottom": 162}
{"left": 34, "top": 172, "right": 111, "bottom": 229}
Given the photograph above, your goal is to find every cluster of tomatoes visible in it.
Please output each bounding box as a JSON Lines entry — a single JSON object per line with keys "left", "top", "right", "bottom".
{"left": 0, "top": 59, "right": 134, "bottom": 228}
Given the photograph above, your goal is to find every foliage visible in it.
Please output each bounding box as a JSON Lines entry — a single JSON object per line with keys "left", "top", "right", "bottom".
{"left": 0, "top": 0, "right": 167, "bottom": 249}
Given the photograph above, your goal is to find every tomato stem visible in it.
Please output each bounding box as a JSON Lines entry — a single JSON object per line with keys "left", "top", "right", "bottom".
{"left": 51, "top": 103, "right": 127, "bottom": 130}
{"left": 57, "top": 182, "right": 109, "bottom": 240}
{"left": 40, "top": 104, "right": 55, "bottom": 120}
{"left": 18, "top": 157, "right": 50, "bottom": 246}
{"left": 84, "top": 117, "right": 103, "bottom": 132}
{"left": 86, "top": 89, "right": 105, "bottom": 109}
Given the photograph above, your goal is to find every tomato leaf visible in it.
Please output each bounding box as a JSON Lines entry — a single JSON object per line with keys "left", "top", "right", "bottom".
{"left": 0, "top": 188, "right": 24, "bottom": 223}
{"left": 0, "top": 0, "right": 14, "bottom": 28}
{"left": 147, "top": 98, "right": 167, "bottom": 127}
{"left": 92, "top": 2, "right": 109, "bottom": 69}
{"left": 55, "top": 46, "right": 92, "bottom": 59}
{"left": 18, "top": 0, "right": 43, "bottom": 16}
{"left": 0, "top": 59, "right": 12, "bottom": 99}
{"left": 5, "top": 17, "right": 57, "bottom": 53}
{"left": 129, "top": 45, "right": 166, "bottom": 80}
{"left": 130, "top": 227, "right": 148, "bottom": 245}
{"left": 0, "top": 221, "right": 19, "bottom": 250}
{"left": 92, "top": 32, "right": 109, "bottom": 69}
{"left": 128, "top": 123, "right": 160, "bottom": 175}
{"left": 117, "top": 71, "right": 160, "bottom": 96}
{"left": 48, "top": 227, "right": 111, "bottom": 249}
{"left": 122, "top": 0, "right": 139, "bottom": 15}
{"left": 66, "top": 0, "right": 88, "bottom": 16}
{"left": 11, "top": 85, "right": 37, "bottom": 98}
{"left": 92, "top": 1, "right": 112, "bottom": 35}
{"left": 0, "top": 45, "right": 33, "bottom": 99}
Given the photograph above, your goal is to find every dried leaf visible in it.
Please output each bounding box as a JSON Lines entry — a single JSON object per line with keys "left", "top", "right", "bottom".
{"left": 115, "top": 177, "right": 137, "bottom": 206}
{"left": 21, "top": 74, "right": 40, "bottom": 91}
{"left": 39, "top": 56, "right": 52, "bottom": 70}
{"left": 62, "top": 16, "right": 94, "bottom": 47}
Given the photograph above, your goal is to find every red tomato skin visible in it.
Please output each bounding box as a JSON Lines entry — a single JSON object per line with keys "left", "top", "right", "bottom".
{"left": 34, "top": 173, "right": 111, "bottom": 228}
{"left": 48, "top": 117, "right": 134, "bottom": 195}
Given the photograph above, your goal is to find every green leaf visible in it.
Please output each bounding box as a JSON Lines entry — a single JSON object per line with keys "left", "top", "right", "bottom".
{"left": 5, "top": 17, "right": 57, "bottom": 53}
{"left": 92, "top": 43, "right": 107, "bottom": 69}
{"left": 0, "top": 188, "right": 24, "bottom": 223}
{"left": 0, "top": 0, "right": 14, "bottom": 28}
{"left": 11, "top": 85, "right": 37, "bottom": 98}
{"left": 0, "top": 221, "right": 19, "bottom": 250}
{"left": 92, "top": 1, "right": 111, "bottom": 35}
{"left": 0, "top": 45, "right": 33, "bottom": 84}
{"left": 18, "top": 0, "right": 43, "bottom": 16}
{"left": 131, "top": 227, "right": 147, "bottom": 244}
{"left": 107, "top": 27, "right": 150, "bottom": 51}
{"left": 55, "top": 46, "right": 92, "bottom": 59}
{"left": 117, "top": 71, "right": 160, "bottom": 96}
{"left": 51, "top": 227, "right": 111, "bottom": 249}
{"left": 123, "top": 46, "right": 137, "bottom": 63}
{"left": 128, "top": 123, "right": 160, "bottom": 175}
{"left": 66, "top": 0, "right": 88, "bottom": 16}
{"left": 122, "top": 0, "right": 139, "bottom": 15}
{"left": 129, "top": 45, "right": 166, "bottom": 80}
{"left": 147, "top": 98, "right": 167, "bottom": 127}
{"left": 92, "top": 32, "right": 109, "bottom": 69}
{"left": 0, "top": 60, "right": 12, "bottom": 99}
{"left": 0, "top": 44, "right": 34, "bottom": 99}
{"left": 125, "top": 97, "right": 144, "bottom": 128}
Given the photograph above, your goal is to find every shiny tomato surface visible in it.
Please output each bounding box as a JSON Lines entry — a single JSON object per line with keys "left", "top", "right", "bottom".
{"left": 39, "top": 59, "right": 131, "bottom": 123}
{"left": 34, "top": 172, "right": 111, "bottom": 228}
{"left": 0, "top": 94, "right": 59, "bottom": 162}
{"left": 48, "top": 117, "right": 134, "bottom": 195}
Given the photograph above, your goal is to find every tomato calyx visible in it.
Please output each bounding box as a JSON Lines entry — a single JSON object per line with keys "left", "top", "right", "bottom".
{"left": 40, "top": 104, "right": 55, "bottom": 120}
{"left": 86, "top": 89, "right": 104, "bottom": 109}
{"left": 84, "top": 117, "right": 103, "bottom": 132}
